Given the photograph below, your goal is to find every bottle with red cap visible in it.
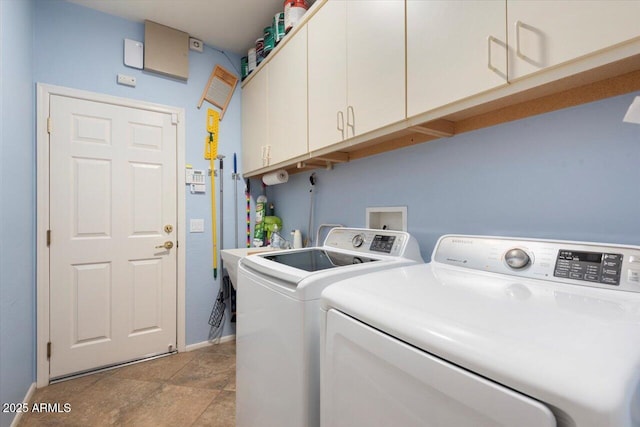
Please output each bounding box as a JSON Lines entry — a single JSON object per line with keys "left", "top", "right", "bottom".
{"left": 284, "top": 0, "right": 309, "bottom": 34}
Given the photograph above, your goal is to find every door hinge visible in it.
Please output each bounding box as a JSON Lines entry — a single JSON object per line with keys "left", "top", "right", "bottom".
{"left": 47, "top": 117, "right": 52, "bottom": 134}
{"left": 171, "top": 113, "right": 178, "bottom": 125}
{"left": 47, "top": 342, "right": 52, "bottom": 360}
{"left": 46, "top": 230, "right": 51, "bottom": 247}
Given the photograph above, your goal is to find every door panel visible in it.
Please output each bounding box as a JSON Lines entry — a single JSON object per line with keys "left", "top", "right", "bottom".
{"left": 322, "top": 309, "right": 556, "bottom": 427}
{"left": 407, "top": 0, "right": 507, "bottom": 117}
{"left": 508, "top": 0, "right": 640, "bottom": 80}
{"left": 308, "top": 0, "right": 348, "bottom": 151}
{"left": 346, "top": 0, "right": 405, "bottom": 137}
{"left": 241, "top": 69, "right": 269, "bottom": 172}
{"left": 268, "top": 26, "right": 308, "bottom": 165}
{"left": 49, "top": 95, "right": 177, "bottom": 378}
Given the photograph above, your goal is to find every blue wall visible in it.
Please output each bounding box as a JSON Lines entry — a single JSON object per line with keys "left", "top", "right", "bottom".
{"left": 270, "top": 92, "right": 640, "bottom": 258}
{"left": 1, "top": 2, "right": 244, "bottom": 421}
{"left": 0, "top": 1, "right": 36, "bottom": 426}
{"left": 33, "top": 0, "right": 243, "bottom": 346}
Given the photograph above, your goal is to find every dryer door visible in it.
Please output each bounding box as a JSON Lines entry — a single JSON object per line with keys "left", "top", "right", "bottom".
{"left": 322, "top": 309, "right": 556, "bottom": 427}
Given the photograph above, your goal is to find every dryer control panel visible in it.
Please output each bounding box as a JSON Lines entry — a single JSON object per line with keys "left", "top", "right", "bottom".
{"left": 554, "top": 250, "right": 623, "bottom": 286}
{"left": 433, "top": 235, "right": 640, "bottom": 293}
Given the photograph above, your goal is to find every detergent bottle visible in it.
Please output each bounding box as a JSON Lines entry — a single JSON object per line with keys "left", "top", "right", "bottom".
{"left": 253, "top": 194, "right": 267, "bottom": 247}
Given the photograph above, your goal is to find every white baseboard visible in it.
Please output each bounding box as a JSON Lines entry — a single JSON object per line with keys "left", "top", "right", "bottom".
{"left": 10, "top": 382, "right": 36, "bottom": 427}
{"left": 185, "top": 334, "right": 236, "bottom": 352}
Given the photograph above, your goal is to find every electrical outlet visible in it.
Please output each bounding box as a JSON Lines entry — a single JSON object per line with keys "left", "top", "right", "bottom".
{"left": 117, "top": 74, "right": 136, "bottom": 87}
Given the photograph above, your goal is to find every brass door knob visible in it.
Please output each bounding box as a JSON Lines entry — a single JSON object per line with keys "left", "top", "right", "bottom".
{"left": 155, "top": 241, "right": 174, "bottom": 250}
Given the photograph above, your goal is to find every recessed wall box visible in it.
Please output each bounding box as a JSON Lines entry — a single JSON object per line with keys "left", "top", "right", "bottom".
{"left": 124, "top": 38, "right": 144, "bottom": 69}
{"left": 366, "top": 206, "right": 407, "bottom": 231}
{"left": 144, "top": 20, "right": 189, "bottom": 80}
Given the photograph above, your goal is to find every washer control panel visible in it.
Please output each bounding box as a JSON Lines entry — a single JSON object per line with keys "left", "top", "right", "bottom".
{"left": 434, "top": 235, "right": 640, "bottom": 293}
{"left": 554, "top": 250, "right": 623, "bottom": 286}
{"left": 323, "top": 228, "right": 422, "bottom": 262}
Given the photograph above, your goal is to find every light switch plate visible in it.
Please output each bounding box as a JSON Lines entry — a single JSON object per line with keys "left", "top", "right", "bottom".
{"left": 190, "top": 219, "right": 205, "bottom": 233}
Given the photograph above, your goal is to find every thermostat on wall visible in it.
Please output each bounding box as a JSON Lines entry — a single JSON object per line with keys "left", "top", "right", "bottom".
{"left": 124, "top": 38, "right": 144, "bottom": 69}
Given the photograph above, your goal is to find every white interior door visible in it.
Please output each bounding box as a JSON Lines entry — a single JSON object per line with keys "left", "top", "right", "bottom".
{"left": 49, "top": 94, "right": 178, "bottom": 379}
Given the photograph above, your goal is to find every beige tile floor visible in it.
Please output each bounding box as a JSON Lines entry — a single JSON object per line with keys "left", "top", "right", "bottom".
{"left": 19, "top": 341, "right": 236, "bottom": 427}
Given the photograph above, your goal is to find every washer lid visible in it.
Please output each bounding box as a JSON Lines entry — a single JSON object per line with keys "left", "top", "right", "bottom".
{"left": 241, "top": 247, "right": 385, "bottom": 286}
{"left": 261, "top": 248, "right": 380, "bottom": 272}
{"left": 321, "top": 263, "right": 640, "bottom": 427}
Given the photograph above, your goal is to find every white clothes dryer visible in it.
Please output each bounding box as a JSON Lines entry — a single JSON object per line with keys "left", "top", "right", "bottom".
{"left": 236, "top": 227, "right": 424, "bottom": 427}
{"left": 321, "top": 234, "right": 640, "bottom": 427}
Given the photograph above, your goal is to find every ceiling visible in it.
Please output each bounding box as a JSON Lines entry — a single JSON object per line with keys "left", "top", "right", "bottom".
{"left": 68, "top": 0, "right": 287, "bottom": 55}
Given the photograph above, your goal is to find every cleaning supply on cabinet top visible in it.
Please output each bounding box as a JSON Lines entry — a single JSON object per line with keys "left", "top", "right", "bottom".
{"left": 255, "top": 37, "right": 265, "bottom": 65}
{"left": 284, "top": 0, "right": 309, "bottom": 34}
{"left": 263, "top": 26, "right": 275, "bottom": 57}
{"left": 274, "top": 12, "right": 285, "bottom": 45}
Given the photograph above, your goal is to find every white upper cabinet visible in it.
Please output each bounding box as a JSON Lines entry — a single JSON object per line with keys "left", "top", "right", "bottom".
{"left": 242, "top": 0, "right": 640, "bottom": 176}
{"left": 241, "top": 66, "right": 269, "bottom": 173}
{"left": 407, "top": 1, "right": 507, "bottom": 118}
{"left": 508, "top": 1, "right": 640, "bottom": 81}
{"left": 308, "top": 0, "right": 348, "bottom": 152}
{"left": 267, "top": 26, "right": 309, "bottom": 165}
{"left": 308, "top": 0, "right": 405, "bottom": 152}
{"left": 346, "top": 0, "right": 405, "bottom": 139}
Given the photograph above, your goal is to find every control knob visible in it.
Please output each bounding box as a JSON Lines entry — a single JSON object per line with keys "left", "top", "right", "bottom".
{"left": 504, "top": 248, "right": 531, "bottom": 269}
{"left": 352, "top": 233, "right": 365, "bottom": 248}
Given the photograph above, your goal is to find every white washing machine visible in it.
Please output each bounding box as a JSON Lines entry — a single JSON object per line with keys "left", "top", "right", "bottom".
{"left": 236, "top": 227, "right": 424, "bottom": 427}
{"left": 321, "top": 234, "right": 640, "bottom": 427}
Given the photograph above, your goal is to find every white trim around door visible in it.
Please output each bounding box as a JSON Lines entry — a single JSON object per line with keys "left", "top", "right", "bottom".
{"left": 36, "top": 83, "right": 187, "bottom": 387}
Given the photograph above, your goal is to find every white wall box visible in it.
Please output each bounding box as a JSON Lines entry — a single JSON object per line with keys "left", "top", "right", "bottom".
{"left": 124, "top": 38, "right": 144, "bottom": 69}
{"left": 366, "top": 207, "right": 407, "bottom": 232}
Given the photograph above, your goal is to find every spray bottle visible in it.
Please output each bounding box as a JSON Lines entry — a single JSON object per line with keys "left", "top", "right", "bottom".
{"left": 253, "top": 194, "right": 267, "bottom": 247}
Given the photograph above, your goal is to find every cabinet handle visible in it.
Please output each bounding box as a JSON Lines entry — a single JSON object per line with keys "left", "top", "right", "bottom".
{"left": 515, "top": 20, "right": 527, "bottom": 60}
{"left": 487, "top": 35, "right": 498, "bottom": 72}
{"left": 346, "top": 105, "right": 355, "bottom": 137}
{"left": 337, "top": 111, "right": 345, "bottom": 140}
{"left": 261, "top": 145, "right": 271, "bottom": 167}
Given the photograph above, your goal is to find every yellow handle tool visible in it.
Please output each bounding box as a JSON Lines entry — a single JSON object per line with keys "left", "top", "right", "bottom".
{"left": 206, "top": 109, "right": 220, "bottom": 278}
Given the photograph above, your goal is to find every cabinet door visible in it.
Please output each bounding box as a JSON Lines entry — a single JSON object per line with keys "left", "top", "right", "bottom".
{"left": 508, "top": 0, "right": 640, "bottom": 80}
{"left": 268, "top": 26, "right": 308, "bottom": 166}
{"left": 346, "top": 0, "right": 405, "bottom": 138}
{"left": 407, "top": 1, "right": 506, "bottom": 118}
{"left": 308, "top": 0, "right": 348, "bottom": 152}
{"left": 241, "top": 68, "right": 269, "bottom": 173}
